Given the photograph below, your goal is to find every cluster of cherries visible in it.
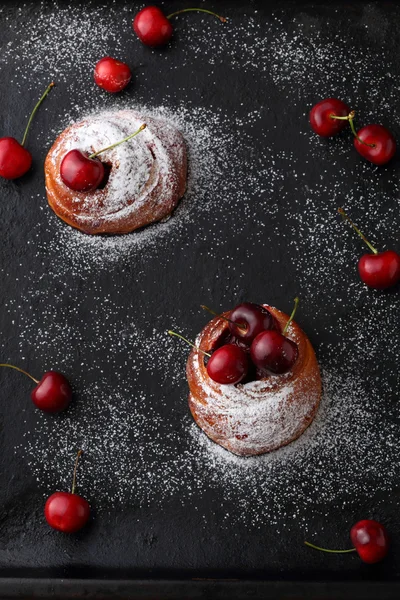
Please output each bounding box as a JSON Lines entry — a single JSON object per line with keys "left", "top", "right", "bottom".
{"left": 169, "top": 300, "right": 300, "bottom": 385}
{"left": 310, "top": 98, "right": 396, "bottom": 166}
{"left": 0, "top": 363, "right": 90, "bottom": 533}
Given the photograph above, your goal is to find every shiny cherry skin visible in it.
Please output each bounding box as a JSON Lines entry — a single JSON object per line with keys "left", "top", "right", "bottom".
{"left": 354, "top": 125, "right": 396, "bottom": 165}
{"left": 250, "top": 330, "right": 298, "bottom": 374}
{"left": 206, "top": 344, "right": 248, "bottom": 385}
{"left": 31, "top": 371, "right": 72, "bottom": 413}
{"left": 229, "top": 302, "right": 275, "bottom": 345}
{"left": 350, "top": 520, "right": 389, "bottom": 564}
{"left": 45, "top": 491, "right": 90, "bottom": 533}
{"left": 60, "top": 149, "right": 104, "bottom": 192}
{"left": 133, "top": 6, "right": 173, "bottom": 47}
{"left": 309, "top": 98, "right": 350, "bottom": 137}
{"left": 0, "top": 137, "right": 32, "bottom": 179}
{"left": 94, "top": 57, "right": 131, "bottom": 93}
{"left": 358, "top": 250, "right": 400, "bottom": 289}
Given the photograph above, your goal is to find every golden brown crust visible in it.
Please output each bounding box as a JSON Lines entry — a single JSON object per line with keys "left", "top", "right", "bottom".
{"left": 45, "top": 110, "right": 187, "bottom": 235}
{"left": 187, "top": 305, "right": 322, "bottom": 456}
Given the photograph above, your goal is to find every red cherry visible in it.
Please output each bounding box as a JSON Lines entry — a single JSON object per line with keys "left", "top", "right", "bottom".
{"left": 206, "top": 344, "right": 248, "bottom": 385}
{"left": 133, "top": 6, "right": 173, "bottom": 47}
{"left": 309, "top": 98, "right": 351, "bottom": 137}
{"left": 305, "top": 519, "right": 389, "bottom": 564}
{"left": 60, "top": 123, "right": 146, "bottom": 193}
{"left": 45, "top": 450, "right": 90, "bottom": 533}
{"left": 350, "top": 520, "right": 389, "bottom": 564}
{"left": 250, "top": 298, "right": 299, "bottom": 374}
{"left": 94, "top": 57, "right": 132, "bottom": 93}
{"left": 31, "top": 371, "right": 72, "bottom": 413}
{"left": 353, "top": 124, "right": 396, "bottom": 165}
{"left": 251, "top": 330, "right": 298, "bottom": 374}
{"left": 0, "top": 137, "right": 32, "bottom": 180}
{"left": 228, "top": 302, "right": 275, "bottom": 344}
{"left": 0, "top": 363, "right": 72, "bottom": 413}
{"left": 60, "top": 149, "right": 105, "bottom": 192}
{"left": 0, "top": 82, "right": 54, "bottom": 180}
{"left": 133, "top": 6, "right": 226, "bottom": 48}
{"left": 339, "top": 208, "right": 400, "bottom": 289}
{"left": 358, "top": 250, "right": 400, "bottom": 289}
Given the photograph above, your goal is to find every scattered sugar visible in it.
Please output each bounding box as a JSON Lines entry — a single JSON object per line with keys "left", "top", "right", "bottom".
{"left": 0, "top": 1, "right": 399, "bottom": 535}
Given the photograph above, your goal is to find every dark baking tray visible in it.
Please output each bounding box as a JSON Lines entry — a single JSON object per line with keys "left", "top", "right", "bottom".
{"left": 1, "top": 0, "right": 400, "bottom": 598}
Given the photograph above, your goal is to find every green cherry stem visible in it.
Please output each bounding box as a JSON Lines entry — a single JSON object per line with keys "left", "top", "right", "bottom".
{"left": 89, "top": 124, "right": 146, "bottom": 159}
{"left": 338, "top": 208, "right": 378, "bottom": 255}
{"left": 21, "top": 82, "right": 55, "bottom": 147}
{"left": 167, "top": 330, "right": 211, "bottom": 357}
{"left": 200, "top": 305, "right": 247, "bottom": 331}
{"left": 283, "top": 297, "right": 299, "bottom": 335}
{"left": 331, "top": 110, "right": 375, "bottom": 147}
{"left": 0, "top": 363, "right": 39, "bottom": 384}
{"left": 305, "top": 541, "right": 357, "bottom": 554}
{"left": 167, "top": 8, "right": 227, "bottom": 22}
{"left": 71, "top": 450, "right": 84, "bottom": 495}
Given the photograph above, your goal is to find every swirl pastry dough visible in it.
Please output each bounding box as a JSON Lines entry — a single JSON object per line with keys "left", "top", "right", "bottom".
{"left": 45, "top": 109, "right": 187, "bottom": 235}
{"left": 187, "top": 305, "right": 322, "bottom": 456}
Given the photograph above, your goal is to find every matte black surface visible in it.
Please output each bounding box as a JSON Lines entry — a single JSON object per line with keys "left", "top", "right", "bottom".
{"left": 0, "top": 0, "right": 400, "bottom": 597}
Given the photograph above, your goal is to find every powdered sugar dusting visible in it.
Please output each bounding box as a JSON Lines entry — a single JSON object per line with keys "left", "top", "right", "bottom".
{"left": 1, "top": 1, "right": 399, "bottom": 538}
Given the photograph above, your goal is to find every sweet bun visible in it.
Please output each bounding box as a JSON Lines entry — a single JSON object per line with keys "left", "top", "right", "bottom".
{"left": 45, "top": 109, "right": 187, "bottom": 235}
{"left": 187, "top": 305, "right": 322, "bottom": 456}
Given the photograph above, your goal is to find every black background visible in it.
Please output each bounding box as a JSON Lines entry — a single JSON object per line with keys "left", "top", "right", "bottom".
{"left": 0, "top": 0, "right": 400, "bottom": 595}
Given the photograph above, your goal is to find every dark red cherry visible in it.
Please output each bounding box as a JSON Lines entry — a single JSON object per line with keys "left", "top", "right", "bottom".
{"left": 350, "top": 520, "right": 389, "bottom": 564}
{"left": 94, "top": 57, "right": 132, "bottom": 93}
{"left": 250, "top": 330, "right": 298, "bottom": 375}
{"left": 0, "top": 363, "right": 72, "bottom": 413}
{"left": 309, "top": 98, "right": 351, "bottom": 137}
{"left": 60, "top": 149, "right": 105, "bottom": 192}
{"left": 0, "top": 82, "right": 54, "bottom": 180}
{"left": 339, "top": 208, "right": 400, "bottom": 289}
{"left": 206, "top": 344, "right": 248, "bottom": 385}
{"left": 229, "top": 302, "right": 275, "bottom": 344}
{"left": 133, "top": 6, "right": 173, "bottom": 47}
{"left": 0, "top": 137, "right": 32, "bottom": 180}
{"left": 133, "top": 6, "right": 226, "bottom": 48}
{"left": 358, "top": 250, "right": 400, "bottom": 289}
{"left": 45, "top": 450, "right": 90, "bottom": 533}
{"left": 31, "top": 371, "right": 72, "bottom": 413}
{"left": 354, "top": 124, "right": 396, "bottom": 165}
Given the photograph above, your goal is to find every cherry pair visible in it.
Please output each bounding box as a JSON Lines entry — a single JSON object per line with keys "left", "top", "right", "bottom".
{"left": 339, "top": 208, "right": 400, "bottom": 290}
{"left": 310, "top": 98, "right": 396, "bottom": 166}
{"left": 133, "top": 6, "right": 226, "bottom": 48}
{"left": 0, "top": 363, "right": 72, "bottom": 413}
{"left": 169, "top": 299, "right": 300, "bottom": 386}
{"left": 306, "top": 519, "right": 389, "bottom": 564}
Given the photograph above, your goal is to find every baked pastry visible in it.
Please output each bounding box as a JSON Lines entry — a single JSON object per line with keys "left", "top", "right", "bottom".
{"left": 45, "top": 109, "right": 187, "bottom": 235}
{"left": 187, "top": 304, "right": 322, "bottom": 457}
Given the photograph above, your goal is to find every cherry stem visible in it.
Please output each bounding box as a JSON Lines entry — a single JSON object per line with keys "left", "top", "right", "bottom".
{"left": 0, "top": 363, "right": 39, "bottom": 384}
{"left": 71, "top": 449, "right": 83, "bottom": 495}
{"left": 21, "top": 82, "right": 55, "bottom": 147}
{"left": 200, "top": 305, "right": 247, "bottom": 332}
{"left": 305, "top": 541, "right": 357, "bottom": 554}
{"left": 166, "top": 8, "right": 227, "bottom": 23}
{"left": 167, "top": 330, "right": 211, "bottom": 358}
{"left": 331, "top": 111, "right": 375, "bottom": 148}
{"left": 89, "top": 124, "right": 146, "bottom": 159}
{"left": 338, "top": 208, "right": 378, "bottom": 255}
{"left": 283, "top": 297, "right": 299, "bottom": 335}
